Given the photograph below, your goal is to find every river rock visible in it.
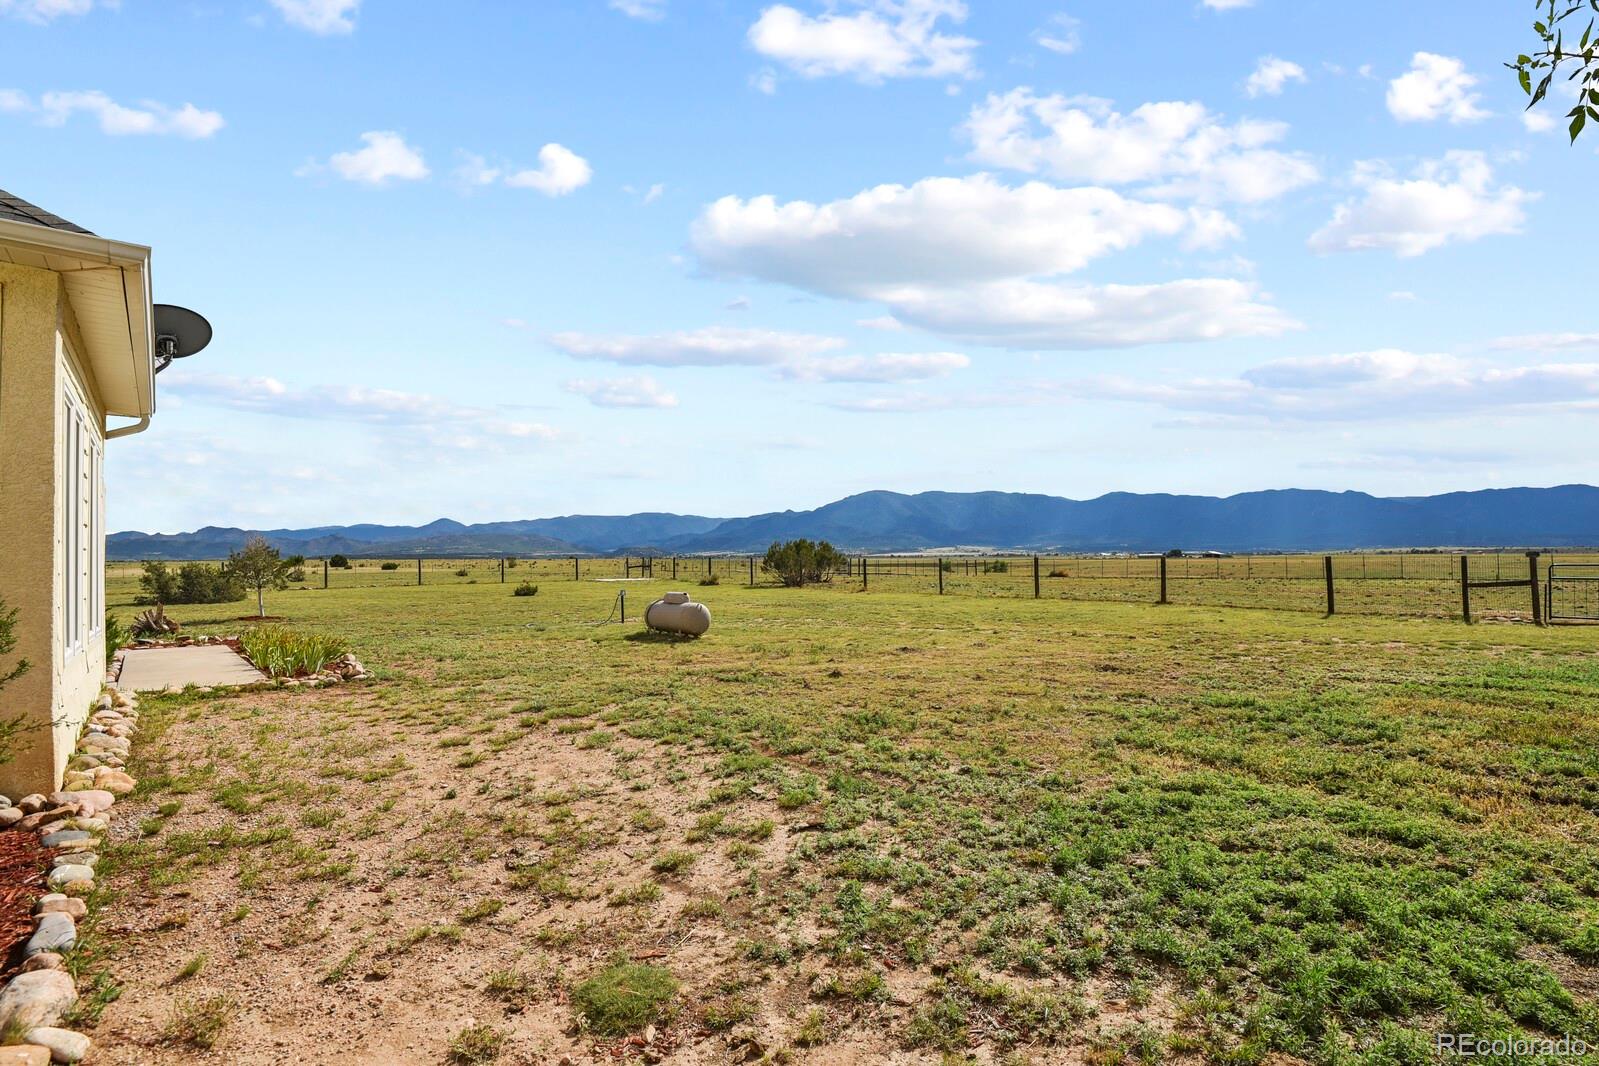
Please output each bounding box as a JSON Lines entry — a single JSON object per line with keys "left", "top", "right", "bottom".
{"left": 18, "top": 954, "right": 61, "bottom": 974}
{"left": 46, "top": 866, "right": 93, "bottom": 891}
{"left": 78, "top": 734, "right": 127, "bottom": 755}
{"left": 16, "top": 795, "right": 47, "bottom": 815}
{"left": 0, "top": 808, "right": 23, "bottom": 827}
{"left": 24, "top": 1028, "right": 89, "bottom": 1064}
{"left": 39, "top": 830, "right": 91, "bottom": 849}
{"left": 23, "top": 914, "right": 75, "bottom": 957}
{"left": 58, "top": 791, "right": 112, "bottom": 817}
{"left": 0, "top": 970, "right": 77, "bottom": 1030}
{"left": 91, "top": 769, "right": 135, "bottom": 794}
{"left": 34, "top": 896, "right": 86, "bottom": 919}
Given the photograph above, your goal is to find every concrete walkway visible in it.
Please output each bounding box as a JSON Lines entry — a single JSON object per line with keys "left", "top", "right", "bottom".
{"left": 114, "top": 645, "right": 267, "bottom": 692}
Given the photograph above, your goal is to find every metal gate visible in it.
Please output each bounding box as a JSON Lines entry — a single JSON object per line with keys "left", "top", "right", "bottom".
{"left": 1547, "top": 563, "right": 1599, "bottom": 622}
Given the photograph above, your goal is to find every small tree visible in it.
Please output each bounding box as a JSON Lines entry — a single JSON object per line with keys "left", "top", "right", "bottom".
{"left": 329, "top": 554, "right": 350, "bottom": 569}
{"left": 763, "top": 539, "right": 846, "bottom": 588}
{"left": 227, "top": 536, "right": 291, "bottom": 617}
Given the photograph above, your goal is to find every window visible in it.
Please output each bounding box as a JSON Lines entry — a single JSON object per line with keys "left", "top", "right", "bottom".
{"left": 60, "top": 383, "right": 101, "bottom": 659}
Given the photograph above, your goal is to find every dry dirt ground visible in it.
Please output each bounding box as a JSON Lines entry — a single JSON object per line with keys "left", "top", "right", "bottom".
{"left": 85, "top": 685, "right": 1171, "bottom": 1065}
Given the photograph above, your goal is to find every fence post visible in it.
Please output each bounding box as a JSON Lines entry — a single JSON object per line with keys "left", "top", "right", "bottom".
{"left": 1033, "top": 555, "right": 1041, "bottom": 599}
{"left": 1460, "top": 555, "right": 1471, "bottom": 624}
{"left": 748, "top": 556, "right": 755, "bottom": 587}
{"left": 862, "top": 556, "right": 868, "bottom": 590}
{"left": 323, "top": 559, "right": 329, "bottom": 589}
{"left": 1158, "top": 556, "right": 1168, "bottom": 604}
{"left": 1528, "top": 551, "right": 1543, "bottom": 626}
{"left": 672, "top": 556, "right": 678, "bottom": 581}
{"left": 707, "top": 556, "right": 712, "bottom": 577}
{"left": 1324, "top": 555, "right": 1335, "bottom": 615}
{"left": 573, "top": 556, "right": 579, "bottom": 581}
{"left": 500, "top": 557, "right": 505, "bottom": 583}
{"left": 418, "top": 557, "right": 423, "bottom": 586}
{"left": 938, "top": 558, "right": 945, "bottom": 595}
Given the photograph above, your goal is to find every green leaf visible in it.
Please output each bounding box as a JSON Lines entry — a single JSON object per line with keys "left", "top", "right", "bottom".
{"left": 1569, "top": 106, "right": 1586, "bottom": 141}
{"left": 1521, "top": 68, "right": 1534, "bottom": 94}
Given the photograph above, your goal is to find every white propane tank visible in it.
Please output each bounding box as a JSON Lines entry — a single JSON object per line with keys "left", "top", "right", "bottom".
{"left": 644, "top": 591, "right": 711, "bottom": 636}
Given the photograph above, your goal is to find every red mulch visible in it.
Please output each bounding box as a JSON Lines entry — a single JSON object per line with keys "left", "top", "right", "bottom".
{"left": 0, "top": 829, "right": 49, "bottom": 978}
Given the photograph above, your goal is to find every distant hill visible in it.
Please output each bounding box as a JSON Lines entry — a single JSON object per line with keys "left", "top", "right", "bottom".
{"left": 108, "top": 486, "right": 1599, "bottom": 559}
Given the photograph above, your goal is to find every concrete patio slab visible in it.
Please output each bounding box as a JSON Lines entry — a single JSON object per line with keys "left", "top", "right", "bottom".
{"left": 113, "top": 645, "right": 267, "bottom": 692}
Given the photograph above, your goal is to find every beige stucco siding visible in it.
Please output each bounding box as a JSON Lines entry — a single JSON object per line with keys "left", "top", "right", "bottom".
{"left": 0, "top": 262, "right": 106, "bottom": 796}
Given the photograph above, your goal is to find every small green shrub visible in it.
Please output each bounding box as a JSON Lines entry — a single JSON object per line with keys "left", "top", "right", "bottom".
{"left": 572, "top": 961, "right": 678, "bottom": 1036}
{"left": 698, "top": 574, "right": 720, "bottom": 587}
{"left": 513, "top": 582, "right": 538, "bottom": 597}
{"left": 240, "top": 626, "right": 348, "bottom": 678}
{"left": 983, "top": 560, "right": 1009, "bottom": 573}
{"left": 329, "top": 554, "right": 350, "bottom": 569}
{"left": 454, "top": 567, "right": 469, "bottom": 577}
{"left": 104, "top": 612, "right": 127, "bottom": 668}
{"left": 763, "top": 539, "right": 846, "bottom": 587}
{"left": 446, "top": 1023, "right": 505, "bottom": 1065}
{"left": 1048, "top": 568, "right": 1069, "bottom": 578}
{"left": 380, "top": 562, "right": 400, "bottom": 571}
{"left": 138, "top": 560, "right": 243, "bottom": 605}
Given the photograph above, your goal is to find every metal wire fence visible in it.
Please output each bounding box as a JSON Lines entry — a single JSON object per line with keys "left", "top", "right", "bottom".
{"left": 107, "top": 549, "right": 1599, "bottom": 623}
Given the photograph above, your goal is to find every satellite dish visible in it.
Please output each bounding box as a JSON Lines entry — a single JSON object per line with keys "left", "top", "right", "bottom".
{"left": 152, "top": 304, "right": 212, "bottom": 374}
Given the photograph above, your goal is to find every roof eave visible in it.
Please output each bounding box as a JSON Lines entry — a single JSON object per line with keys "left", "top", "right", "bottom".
{"left": 0, "top": 217, "right": 155, "bottom": 419}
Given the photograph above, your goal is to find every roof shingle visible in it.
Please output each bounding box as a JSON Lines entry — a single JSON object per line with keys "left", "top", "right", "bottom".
{"left": 0, "top": 189, "right": 94, "bottom": 235}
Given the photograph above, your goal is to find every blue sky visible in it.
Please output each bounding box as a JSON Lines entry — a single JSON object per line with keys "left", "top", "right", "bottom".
{"left": 3, "top": 0, "right": 1592, "bottom": 532}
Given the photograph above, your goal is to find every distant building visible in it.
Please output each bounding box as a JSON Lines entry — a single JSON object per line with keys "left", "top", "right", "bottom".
{"left": 0, "top": 190, "right": 157, "bottom": 795}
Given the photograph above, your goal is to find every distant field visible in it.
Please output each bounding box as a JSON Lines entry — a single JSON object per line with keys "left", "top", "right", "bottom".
{"left": 83, "top": 565, "right": 1599, "bottom": 1064}
{"left": 111, "top": 548, "right": 1599, "bottom": 622}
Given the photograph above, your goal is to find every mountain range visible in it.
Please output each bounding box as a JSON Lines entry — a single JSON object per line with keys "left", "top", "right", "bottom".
{"left": 107, "top": 486, "right": 1599, "bottom": 559}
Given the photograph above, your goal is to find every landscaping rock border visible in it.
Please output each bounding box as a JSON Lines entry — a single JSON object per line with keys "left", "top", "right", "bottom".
{"left": 0, "top": 684, "right": 140, "bottom": 1063}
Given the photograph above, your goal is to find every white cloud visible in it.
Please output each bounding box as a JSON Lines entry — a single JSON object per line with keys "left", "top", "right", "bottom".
{"left": 503, "top": 143, "right": 592, "bottom": 196}
{"left": 1388, "top": 290, "right": 1417, "bottom": 302}
{"left": 692, "top": 173, "right": 1200, "bottom": 296}
{"left": 1308, "top": 151, "right": 1530, "bottom": 257}
{"left": 1033, "top": 13, "right": 1080, "bottom": 55}
{"left": 565, "top": 376, "right": 679, "bottom": 408}
{"left": 269, "top": 0, "right": 359, "bottom": 34}
{"left": 858, "top": 315, "right": 906, "bottom": 330}
{"left": 453, "top": 152, "right": 502, "bottom": 188}
{"left": 691, "top": 173, "right": 1295, "bottom": 349}
{"left": 1522, "top": 109, "right": 1557, "bottom": 133}
{"left": 3, "top": 90, "right": 224, "bottom": 138}
{"left": 548, "top": 326, "right": 970, "bottom": 381}
{"left": 748, "top": 0, "right": 977, "bottom": 83}
{"left": 777, "top": 351, "right": 969, "bottom": 382}
{"left": 319, "top": 130, "right": 429, "bottom": 185}
{"left": 876, "top": 278, "right": 1299, "bottom": 350}
{"left": 610, "top": 0, "right": 665, "bottom": 19}
{"left": 1386, "top": 53, "right": 1488, "bottom": 124}
{"left": 962, "top": 90, "right": 1317, "bottom": 203}
{"left": 164, "top": 371, "right": 558, "bottom": 443}
{"left": 724, "top": 296, "right": 752, "bottom": 310}
{"left": 643, "top": 182, "right": 664, "bottom": 204}
{"left": 1201, "top": 0, "right": 1254, "bottom": 9}
{"left": 551, "top": 326, "right": 842, "bottom": 367}
{"left": 1064, "top": 349, "right": 1599, "bottom": 421}
{"left": 0, "top": 0, "right": 101, "bottom": 21}
{"left": 1488, "top": 331, "right": 1599, "bottom": 352}
{"left": 1245, "top": 56, "right": 1306, "bottom": 98}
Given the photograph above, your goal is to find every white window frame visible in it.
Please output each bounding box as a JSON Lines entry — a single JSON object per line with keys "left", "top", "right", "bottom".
{"left": 60, "top": 381, "right": 98, "bottom": 661}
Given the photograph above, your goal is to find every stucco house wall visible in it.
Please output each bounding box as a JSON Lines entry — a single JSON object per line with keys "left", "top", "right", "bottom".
{"left": 0, "top": 262, "right": 109, "bottom": 796}
{"left": 0, "top": 186, "right": 156, "bottom": 799}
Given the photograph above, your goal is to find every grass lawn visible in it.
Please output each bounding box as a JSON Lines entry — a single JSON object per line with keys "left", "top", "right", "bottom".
{"left": 81, "top": 572, "right": 1599, "bottom": 1064}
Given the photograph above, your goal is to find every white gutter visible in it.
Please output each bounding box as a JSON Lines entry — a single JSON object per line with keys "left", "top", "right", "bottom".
{"left": 105, "top": 415, "right": 151, "bottom": 440}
